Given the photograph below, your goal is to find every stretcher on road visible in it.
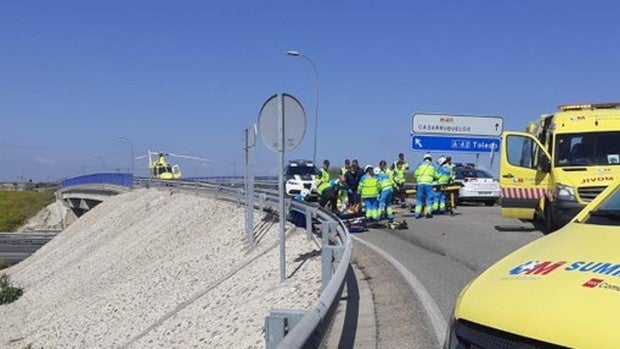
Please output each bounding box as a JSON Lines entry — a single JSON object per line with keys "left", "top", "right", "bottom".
{"left": 405, "top": 183, "right": 462, "bottom": 215}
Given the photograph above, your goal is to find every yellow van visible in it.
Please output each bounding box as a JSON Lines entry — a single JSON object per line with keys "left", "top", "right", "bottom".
{"left": 444, "top": 183, "right": 620, "bottom": 348}
{"left": 500, "top": 103, "right": 620, "bottom": 232}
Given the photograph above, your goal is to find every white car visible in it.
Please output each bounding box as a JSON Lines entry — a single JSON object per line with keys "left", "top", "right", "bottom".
{"left": 284, "top": 160, "right": 319, "bottom": 197}
{"left": 454, "top": 167, "right": 500, "bottom": 206}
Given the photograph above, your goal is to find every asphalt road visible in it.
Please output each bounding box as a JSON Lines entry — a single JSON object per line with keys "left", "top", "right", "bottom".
{"left": 353, "top": 203, "right": 544, "bottom": 347}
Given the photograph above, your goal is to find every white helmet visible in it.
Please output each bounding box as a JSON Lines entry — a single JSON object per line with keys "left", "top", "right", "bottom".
{"left": 423, "top": 153, "right": 432, "bottom": 161}
{"left": 437, "top": 156, "right": 446, "bottom": 165}
{"left": 364, "top": 165, "right": 374, "bottom": 173}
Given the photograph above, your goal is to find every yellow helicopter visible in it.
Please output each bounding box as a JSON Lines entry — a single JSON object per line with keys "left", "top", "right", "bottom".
{"left": 141, "top": 150, "right": 211, "bottom": 180}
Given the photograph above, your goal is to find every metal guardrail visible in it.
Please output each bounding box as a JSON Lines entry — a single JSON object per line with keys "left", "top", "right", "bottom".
{"left": 135, "top": 178, "right": 351, "bottom": 348}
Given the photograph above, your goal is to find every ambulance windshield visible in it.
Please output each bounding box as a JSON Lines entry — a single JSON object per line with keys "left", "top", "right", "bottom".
{"left": 555, "top": 131, "right": 620, "bottom": 167}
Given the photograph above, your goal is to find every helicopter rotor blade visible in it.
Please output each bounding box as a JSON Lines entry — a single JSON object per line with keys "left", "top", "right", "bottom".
{"left": 167, "top": 153, "right": 213, "bottom": 162}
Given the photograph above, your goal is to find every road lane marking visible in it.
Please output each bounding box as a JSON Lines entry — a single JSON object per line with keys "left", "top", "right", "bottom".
{"left": 351, "top": 235, "right": 447, "bottom": 346}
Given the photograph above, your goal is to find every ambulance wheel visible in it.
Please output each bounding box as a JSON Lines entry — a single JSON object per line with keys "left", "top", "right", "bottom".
{"left": 543, "top": 201, "right": 558, "bottom": 235}
{"left": 484, "top": 200, "right": 496, "bottom": 207}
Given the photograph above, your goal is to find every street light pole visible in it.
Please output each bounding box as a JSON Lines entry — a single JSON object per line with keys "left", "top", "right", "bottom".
{"left": 117, "top": 135, "right": 134, "bottom": 176}
{"left": 286, "top": 50, "right": 320, "bottom": 165}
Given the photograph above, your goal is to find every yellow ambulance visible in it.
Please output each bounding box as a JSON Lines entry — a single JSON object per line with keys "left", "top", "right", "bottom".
{"left": 500, "top": 103, "right": 620, "bottom": 232}
{"left": 445, "top": 182, "right": 620, "bottom": 348}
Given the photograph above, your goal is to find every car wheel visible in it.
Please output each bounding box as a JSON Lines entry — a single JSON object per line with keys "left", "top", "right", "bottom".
{"left": 484, "top": 200, "right": 496, "bottom": 207}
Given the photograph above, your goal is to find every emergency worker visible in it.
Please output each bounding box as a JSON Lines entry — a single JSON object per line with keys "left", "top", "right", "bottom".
{"left": 317, "top": 176, "right": 345, "bottom": 213}
{"left": 445, "top": 156, "right": 456, "bottom": 182}
{"left": 358, "top": 166, "right": 380, "bottom": 222}
{"left": 341, "top": 159, "right": 351, "bottom": 175}
{"left": 393, "top": 161, "right": 407, "bottom": 207}
{"left": 391, "top": 153, "right": 410, "bottom": 172}
{"left": 344, "top": 161, "right": 362, "bottom": 206}
{"left": 316, "top": 159, "right": 331, "bottom": 191}
{"left": 433, "top": 156, "right": 452, "bottom": 214}
{"left": 413, "top": 153, "right": 436, "bottom": 219}
{"left": 376, "top": 166, "right": 395, "bottom": 221}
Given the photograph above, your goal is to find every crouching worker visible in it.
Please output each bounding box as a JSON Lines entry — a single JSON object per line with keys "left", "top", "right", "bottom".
{"left": 318, "top": 176, "right": 345, "bottom": 214}
{"left": 358, "top": 166, "right": 380, "bottom": 222}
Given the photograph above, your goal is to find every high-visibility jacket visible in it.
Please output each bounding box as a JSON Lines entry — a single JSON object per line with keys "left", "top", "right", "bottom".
{"left": 358, "top": 174, "right": 380, "bottom": 198}
{"left": 376, "top": 172, "right": 393, "bottom": 191}
{"left": 414, "top": 161, "right": 436, "bottom": 184}
{"left": 393, "top": 167, "right": 406, "bottom": 185}
{"left": 391, "top": 160, "right": 410, "bottom": 171}
{"left": 316, "top": 167, "right": 331, "bottom": 188}
{"left": 436, "top": 164, "right": 452, "bottom": 184}
{"left": 446, "top": 163, "right": 456, "bottom": 182}
{"left": 318, "top": 178, "right": 339, "bottom": 195}
{"left": 340, "top": 166, "right": 349, "bottom": 176}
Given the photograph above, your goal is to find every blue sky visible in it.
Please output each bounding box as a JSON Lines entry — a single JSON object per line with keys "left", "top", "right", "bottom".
{"left": 1, "top": 1, "right": 618, "bottom": 181}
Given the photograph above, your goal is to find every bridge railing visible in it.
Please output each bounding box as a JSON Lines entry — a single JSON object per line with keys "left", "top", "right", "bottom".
{"left": 140, "top": 178, "right": 351, "bottom": 349}
{"left": 61, "top": 173, "right": 133, "bottom": 189}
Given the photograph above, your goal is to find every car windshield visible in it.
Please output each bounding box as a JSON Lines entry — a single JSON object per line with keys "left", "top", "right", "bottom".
{"left": 456, "top": 169, "right": 493, "bottom": 179}
{"left": 555, "top": 131, "right": 620, "bottom": 167}
{"left": 585, "top": 186, "right": 620, "bottom": 226}
{"left": 286, "top": 165, "right": 318, "bottom": 176}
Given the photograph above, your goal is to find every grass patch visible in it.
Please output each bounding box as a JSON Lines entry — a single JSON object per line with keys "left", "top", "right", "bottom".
{"left": 0, "top": 258, "right": 9, "bottom": 271}
{"left": 0, "top": 273, "right": 23, "bottom": 305}
{"left": 0, "top": 190, "right": 56, "bottom": 231}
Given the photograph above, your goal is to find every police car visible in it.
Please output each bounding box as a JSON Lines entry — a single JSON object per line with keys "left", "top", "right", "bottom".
{"left": 444, "top": 182, "right": 620, "bottom": 348}
{"left": 454, "top": 164, "right": 501, "bottom": 206}
{"left": 284, "top": 160, "right": 319, "bottom": 197}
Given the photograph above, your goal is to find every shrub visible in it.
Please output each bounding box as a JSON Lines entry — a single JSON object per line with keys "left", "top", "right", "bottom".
{"left": 0, "top": 273, "right": 23, "bottom": 305}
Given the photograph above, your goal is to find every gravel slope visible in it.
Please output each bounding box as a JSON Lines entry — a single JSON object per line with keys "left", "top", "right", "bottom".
{"left": 0, "top": 188, "right": 321, "bottom": 348}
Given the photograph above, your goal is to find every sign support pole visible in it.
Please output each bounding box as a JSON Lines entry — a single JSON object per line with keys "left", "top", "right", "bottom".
{"left": 278, "top": 94, "right": 286, "bottom": 283}
{"left": 248, "top": 124, "right": 255, "bottom": 245}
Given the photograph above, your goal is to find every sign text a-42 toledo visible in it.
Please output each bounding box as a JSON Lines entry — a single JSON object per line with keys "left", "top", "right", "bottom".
{"left": 412, "top": 113, "right": 504, "bottom": 137}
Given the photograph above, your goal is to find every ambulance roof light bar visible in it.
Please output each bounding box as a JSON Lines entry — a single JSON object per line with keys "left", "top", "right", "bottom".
{"left": 558, "top": 102, "right": 620, "bottom": 111}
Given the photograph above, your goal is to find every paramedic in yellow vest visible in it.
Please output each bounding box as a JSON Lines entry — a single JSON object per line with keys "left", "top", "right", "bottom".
{"left": 413, "top": 153, "right": 437, "bottom": 219}
{"left": 433, "top": 156, "right": 452, "bottom": 214}
{"left": 340, "top": 159, "right": 350, "bottom": 176}
{"left": 391, "top": 153, "right": 410, "bottom": 172}
{"left": 393, "top": 160, "right": 407, "bottom": 207}
{"left": 317, "top": 176, "right": 344, "bottom": 213}
{"left": 316, "top": 159, "right": 331, "bottom": 193}
{"left": 358, "top": 165, "right": 380, "bottom": 222}
{"left": 338, "top": 159, "right": 351, "bottom": 208}
{"left": 376, "top": 166, "right": 395, "bottom": 221}
{"left": 445, "top": 156, "right": 456, "bottom": 182}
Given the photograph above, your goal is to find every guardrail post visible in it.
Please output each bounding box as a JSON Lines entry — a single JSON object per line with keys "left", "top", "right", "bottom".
{"left": 321, "top": 222, "right": 332, "bottom": 290}
{"left": 237, "top": 188, "right": 243, "bottom": 205}
{"left": 259, "top": 193, "right": 266, "bottom": 212}
{"left": 264, "top": 309, "right": 306, "bottom": 349}
{"left": 305, "top": 207, "right": 313, "bottom": 240}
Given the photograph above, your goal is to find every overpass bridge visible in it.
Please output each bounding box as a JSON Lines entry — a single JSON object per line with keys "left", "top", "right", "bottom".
{"left": 59, "top": 173, "right": 133, "bottom": 216}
